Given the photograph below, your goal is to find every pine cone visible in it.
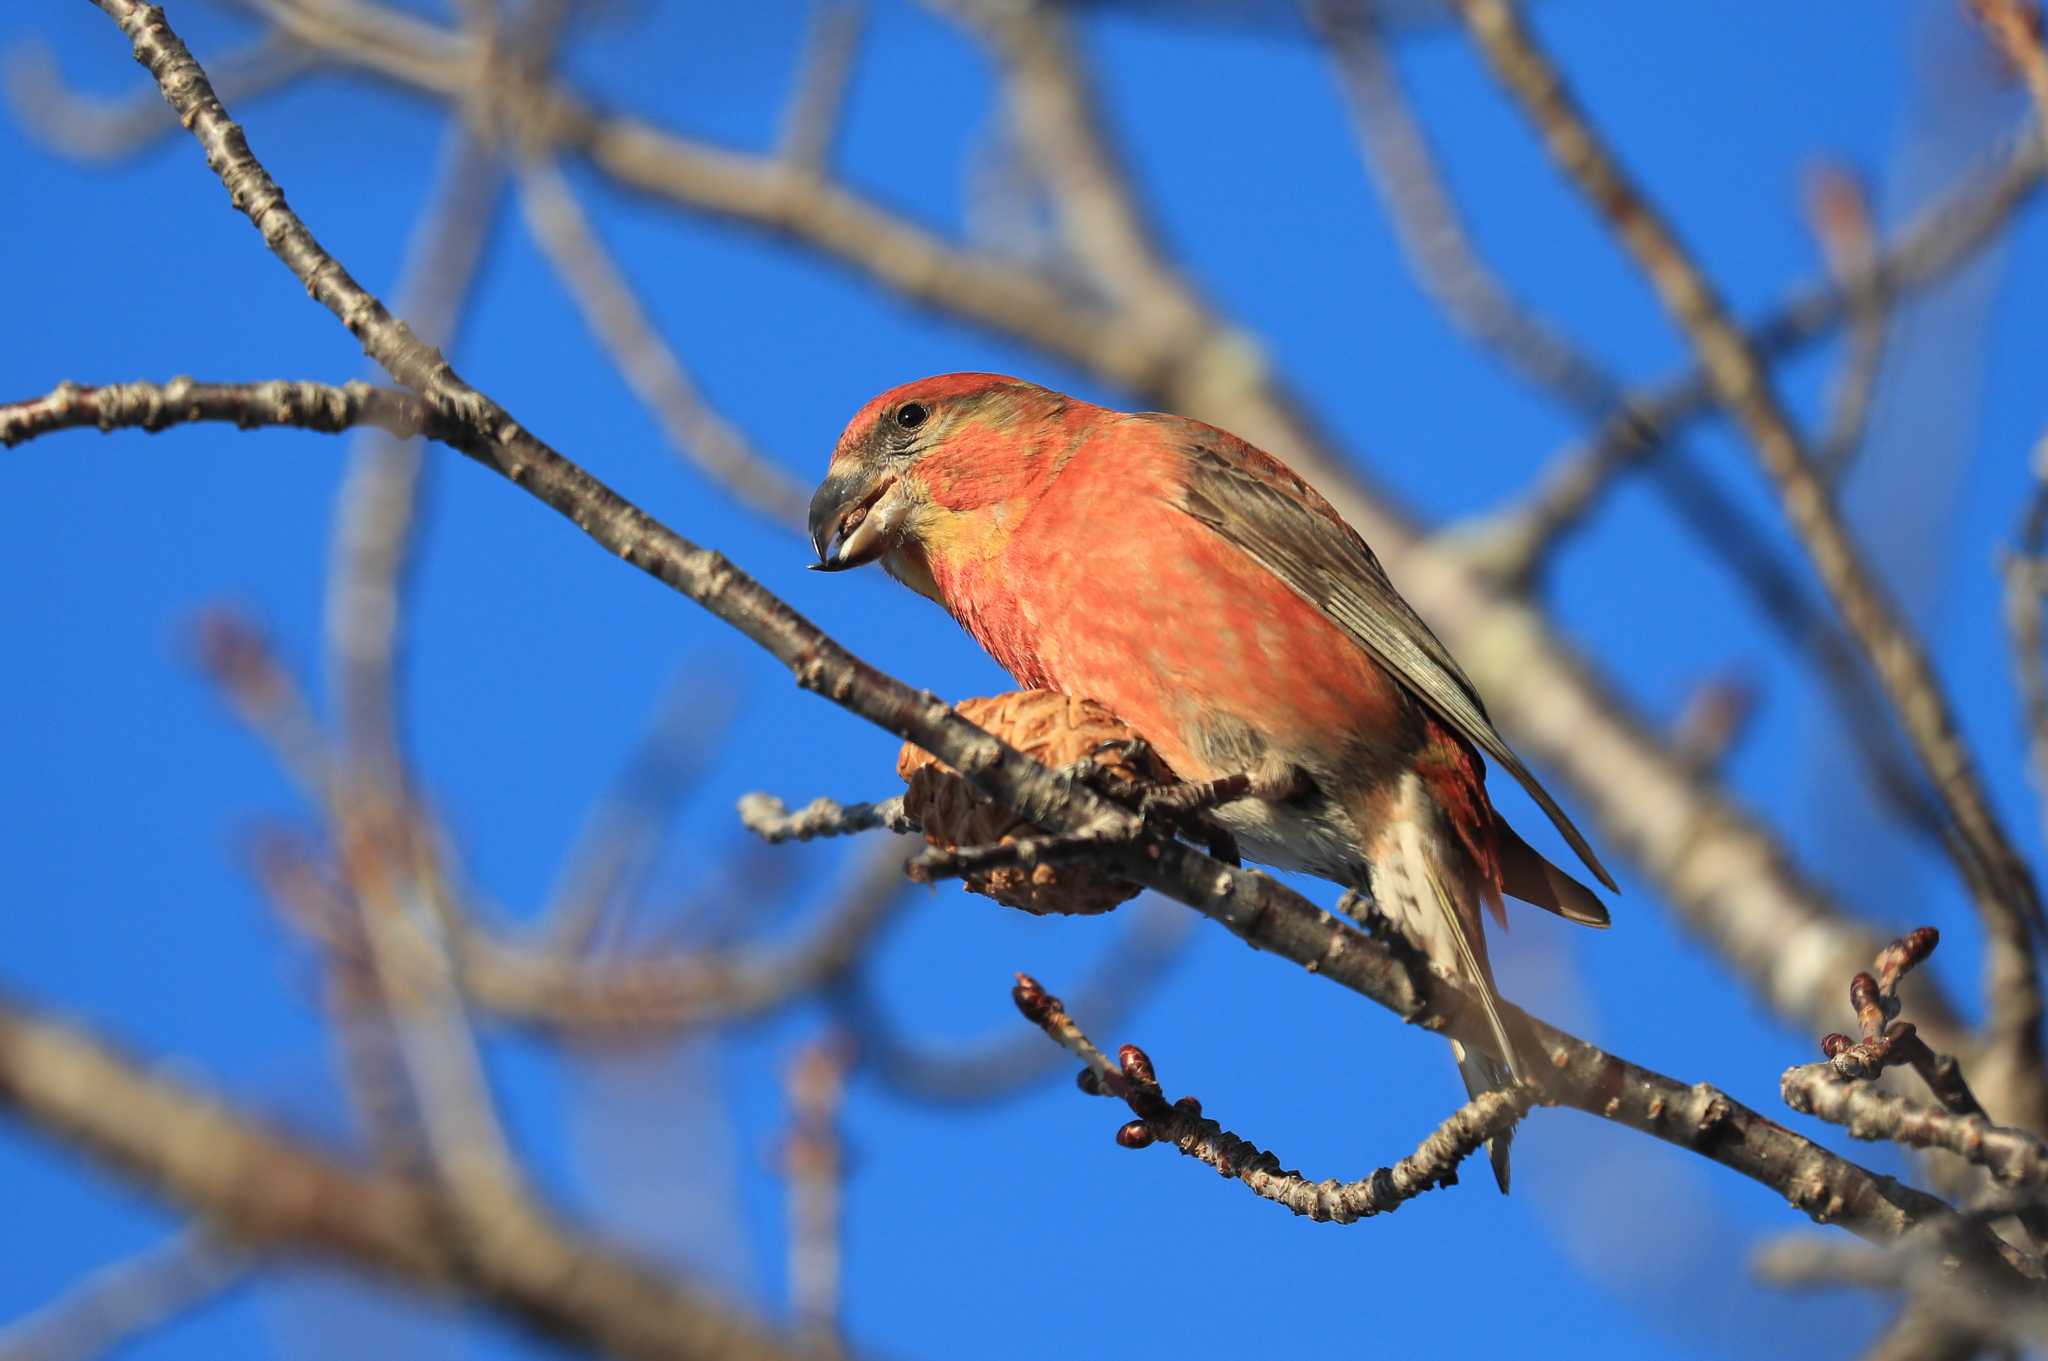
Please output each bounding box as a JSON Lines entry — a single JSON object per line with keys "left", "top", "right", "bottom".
{"left": 898, "top": 691, "right": 1175, "bottom": 915}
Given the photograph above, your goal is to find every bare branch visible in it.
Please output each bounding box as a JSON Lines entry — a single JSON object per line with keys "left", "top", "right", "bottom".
{"left": 1785, "top": 1066, "right": 2048, "bottom": 1189}
{"left": 777, "top": 0, "right": 866, "bottom": 175}
{"left": 842, "top": 901, "right": 1195, "bottom": 1106}
{"left": 0, "top": 1230, "right": 244, "bottom": 1361}
{"left": 934, "top": 0, "right": 1213, "bottom": 337}
{"left": 739, "top": 792, "right": 915, "bottom": 843}
{"left": 221, "top": 0, "right": 475, "bottom": 94}
{"left": 0, "top": 990, "right": 821, "bottom": 1361}
{"left": 1803, "top": 163, "right": 1890, "bottom": 484}
{"left": 1014, "top": 972, "right": 1533, "bottom": 1222}
{"left": 781, "top": 1035, "right": 853, "bottom": 1349}
{"left": 452, "top": 841, "right": 911, "bottom": 1033}
{"left": 1759, "top": 1234, "right": 2048, "bottom": 1345}
{"left": 1970, "top": 0, "right": 2048, "bottom": 117}
{"left": 0, "top": 377, "right": 448, "bottom": 448}
{"left": 1469, "top": 123, "right": 2042, "bottom": 572}
{"left": 1450, "top": 0, "right": 2048, "bottom": 1130}
{"left": 2005, "top": 436, "right": 2048, "bottom": 860}
{"left": 4, "top": 30, "right": 313, "bottom": 162}
{"left": 325, "top": 126, "right": 506, "bottom": 774}
{"left": 539, "top": 671, "right": 739, "bottom": 953}
{"left": 516, "top": 156, "right": 811, "bottom": 529}
{"left": 1316, "top": 0, "right": 1610, "bottom": 411}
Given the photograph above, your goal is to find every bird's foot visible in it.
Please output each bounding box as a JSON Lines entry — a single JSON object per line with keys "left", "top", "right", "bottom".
{"left": 1125, "top": 760, "right": 1304, "bottom": 867}
{"left": 1053, "top": 744, "right": 1244, "bottom": 866}
{"left": 1137, "top": 759, "right": 1307, "bottom": 820}
{"left": 1339, "top": 887, "right": 1439, "bottom": 998}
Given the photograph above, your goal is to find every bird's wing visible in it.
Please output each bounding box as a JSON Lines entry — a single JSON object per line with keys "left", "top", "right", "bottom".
{"left": 1162, "top": 418, "right": 1618, "bottom": 893}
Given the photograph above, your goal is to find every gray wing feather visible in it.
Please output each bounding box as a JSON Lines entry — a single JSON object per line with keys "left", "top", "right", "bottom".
{"left": 1171, "top": 431, "right": 1618, "bottom": 893}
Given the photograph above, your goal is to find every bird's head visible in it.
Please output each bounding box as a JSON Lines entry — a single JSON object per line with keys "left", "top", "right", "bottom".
{"left": 809, "top": 373, "right": 1076, "bottom": 595}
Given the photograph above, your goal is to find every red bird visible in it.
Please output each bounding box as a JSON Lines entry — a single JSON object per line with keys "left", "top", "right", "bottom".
{"left": 810, "top": 373, "right": 1614, "bottom": 1188}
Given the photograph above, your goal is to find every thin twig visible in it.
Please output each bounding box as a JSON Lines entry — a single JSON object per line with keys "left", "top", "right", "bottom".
{"left": 781, "top": 1035, "right": 853, "bottom": 1349}
{"left": 840, "top": 900, "right": 1195, "bottom": 1106}
{"left": 453, "top": 841, "right": 911, "bottom": 1033}
{"left": 2004, "top": 435, "right": 2048, "bottom": 867}
{"left": 738, "top": 793, "right": 916, "bottom": 843}
{"left": 324, "top": 125, "right": 505, "bottom": 775}
{"left": 0, "top": 990, "right": 823, "bottom": 1361}
{"left": 340, "top": 796, "right": 541, "bottom": 1239}
{"left": 1803, "top": 162, "right": 1890, "bottom": 484}
{"left": 1316, "top": 0, "right": 1610, "bottom": 410}
{"left": 4, "top": 30, "right": 313, "bottom": 162}
{"left": 0, "top": 1230, "right": 245, "bottom": 1361}
{"left": 189, "top": 608, "right": 336, "bottom": 807}
{"left": 1483, "top": 123, "right": 2043, "bottom": 567}
{"left": 516, "top": 156, "right": 811, "bottom": 529}
{"left": 202, "top": 634, "right": 429, "bottom": 1174}
{"left": 539, "top": 671, "right": 739, "bottom": 953}
{"left": 1970, "top": 1, "right": 2048, "bottom": 117}
{"left": 1013, "top": 973, "right": 1531, "bottom": 1222}
{"left": 777, "top": 0, "right": 866, "bottom": 175}
{"left": 1810, "top": 928, "right": 2048, "bottom": 1248}
{"left": 1784, "top": 1066, "right": 2048, "bottom": 1189}
{"left": 1818, "top": 930, "right": 1983, "bottom": 1112}
{"left": 1759, "top": 1233, "right": 2048, "bottom": 1345}
{"left": 0, "top": 377, "right": 448, "bottom": 449}
{"left": 220, "top": 0, "right": 477, "bottom": 94}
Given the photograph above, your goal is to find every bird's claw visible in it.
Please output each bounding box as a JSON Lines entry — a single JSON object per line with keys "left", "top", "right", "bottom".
{"left": 1053, "top": 757, "right": 1242, "bottom": 866}
{"left": 1090, "top": 736, "right": 1155, "bottom": 767}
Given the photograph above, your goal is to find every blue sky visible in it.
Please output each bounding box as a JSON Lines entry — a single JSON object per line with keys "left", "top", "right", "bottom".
{"left": 3, "top": 2, "right": 2046, "bottom": 1358}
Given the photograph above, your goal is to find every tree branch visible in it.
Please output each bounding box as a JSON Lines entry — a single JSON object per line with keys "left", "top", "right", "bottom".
{"left": 515, "top": 155, "right": 811, "bottom": 529}
{"left": 0, "top": 1230, "right": 245, "bottom": 1361}
{"left": 0, "top": 990, "right": 820, "bottom": 1361}
{"left": 0, "top": 376, "right": 449, "bottom": 447}
{"left": 1785, "top": 1066, "right": 2048, "bottom": 1190}
{"left": 835, "top": 900, "right": 1195, "bottom": 1106}
{"left": 1450, "top": 0, "right": 2048, "bottom": 1131}
{"left": 323, "top": 120, "right": 505, "bottom": 778}
{"left": 1013, "top": 973, "right": 1531, "bottom": 1222}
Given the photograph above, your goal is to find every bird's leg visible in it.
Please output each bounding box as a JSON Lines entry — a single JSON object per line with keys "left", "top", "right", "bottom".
{"left": 1132, "top": 757, "right": 1308, "bottom": 869}
{"left": 1059, "top": 739, "right": 1155, "bottom": 805}
{"left": 1089, "top": 737, "right": 1155, "bottom": 768}
{"left": 1139, "top": 757, "right": 1307, "bottom": 820}
{"left": 1339, "top": 887, "right": 1436, "bottom": 998}
{"left": 1050, "top": 739, "right": 1244, "bottom": 866}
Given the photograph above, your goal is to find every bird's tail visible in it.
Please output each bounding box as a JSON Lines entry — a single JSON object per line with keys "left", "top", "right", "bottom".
{"left": 1453, "top": 1041, "right": 1516, "bottom": 1193}
{"left": 1365, "top": 773, "right": 1535, "bottom": 1193}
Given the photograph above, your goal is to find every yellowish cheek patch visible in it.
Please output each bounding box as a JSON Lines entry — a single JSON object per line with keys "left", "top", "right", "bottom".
{"left": 916, "top": 498, "right": 1021, "bottom": 566}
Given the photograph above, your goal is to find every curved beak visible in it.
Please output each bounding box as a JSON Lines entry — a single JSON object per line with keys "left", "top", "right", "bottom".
{"left": 808, "top": 465, "right": 907, "bottom": 572}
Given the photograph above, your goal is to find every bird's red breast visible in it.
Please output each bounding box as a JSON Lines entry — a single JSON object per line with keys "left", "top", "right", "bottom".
{"left": 910, "top": 403, "right": 1416, "bottom": 802}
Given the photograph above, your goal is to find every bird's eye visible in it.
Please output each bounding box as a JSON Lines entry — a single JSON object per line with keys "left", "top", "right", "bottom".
{"left": 896, "top": 402, "right": 930, "bottom": 430}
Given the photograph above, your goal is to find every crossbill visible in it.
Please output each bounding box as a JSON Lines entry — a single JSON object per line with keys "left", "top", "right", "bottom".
{"left": 809, "top": 373, "right": 1615, "bottom": 1189}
